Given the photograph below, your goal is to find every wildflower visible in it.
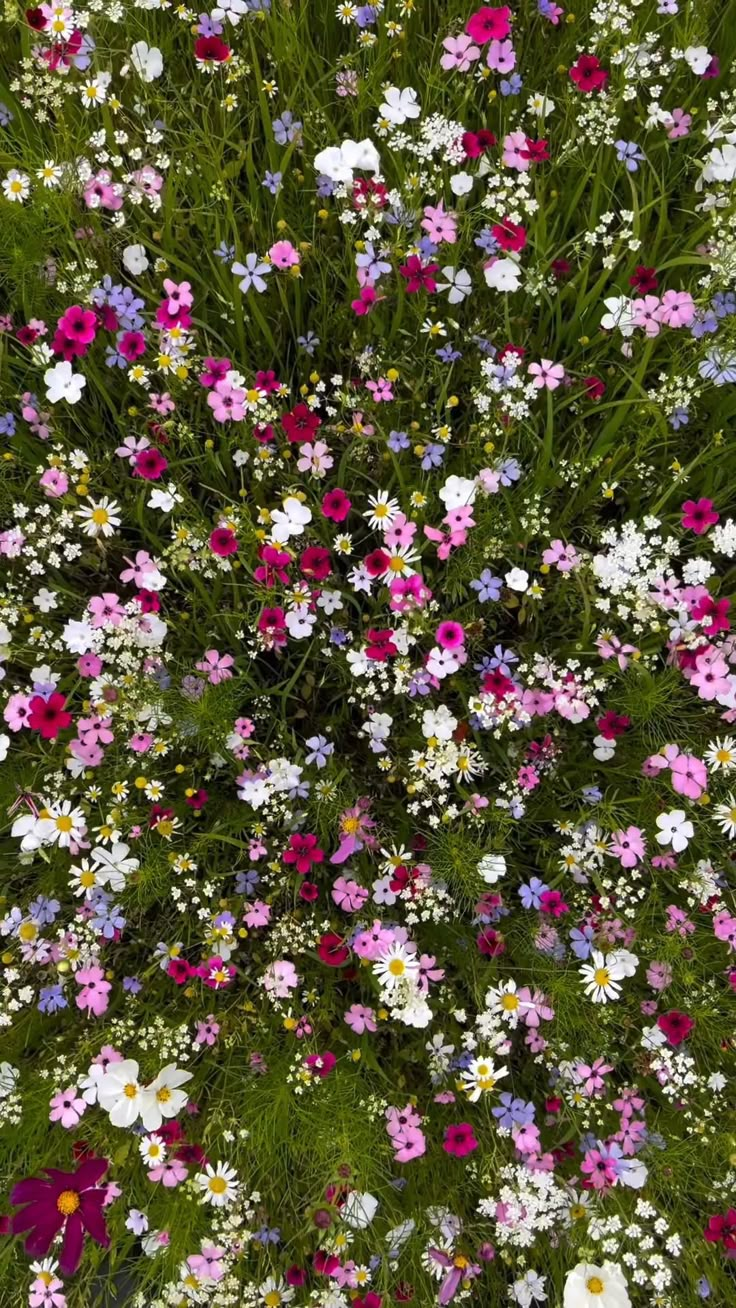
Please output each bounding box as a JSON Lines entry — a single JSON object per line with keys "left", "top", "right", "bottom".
{"left": 10, "top": 1157, "right": 110, "bottom": 1275}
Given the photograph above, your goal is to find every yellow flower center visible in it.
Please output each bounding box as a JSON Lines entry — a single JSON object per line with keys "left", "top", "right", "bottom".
{"left": 57, "top": 1190, "right": 80, "bottom": 1216}
{"left": 19, "top": 923, "right": 38, "bottom": 942}
{"left": 343, "top": 817, "right": 360, "bottom": 833}
{"left": 123, "top": 1082, "right": 139, "bottom": 1099}
{"left": 501, "top": 994, "right": 519, "bottom": 1011}
{"left": 156, "top": 1086, "right": 172, "bottom": 1103}
{"left": 208, "top": 1176, "right": 227, "bottom": 1194}
{"left": 388, "top": 958, "right": 405, "bottom": 976}
{"left": 56, "top": 815, "right": 73, "bottom": 833}
{"left": 594, "top": 967, "right": 610, "bottom": 987}
{"left": 586, "top": 1276, "right": 605, "bottom": 1295}
{"left": 264, "top": 1294, "right": 282, "bottom": 1308}
{"left": 91, "top": 508, "right": 109, "bottom": 525}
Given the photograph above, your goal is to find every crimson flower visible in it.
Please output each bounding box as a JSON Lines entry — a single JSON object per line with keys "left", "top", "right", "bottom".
{"left": 681, "top": 497, "right": 719, "bottom": 535}
{"left": 465, "top": 6, "right": 511, "bottom": 43}
{"left": 704, "top": 1209, "right": 736, "bottom": 1254}
{"left": 629, "top": 264, "right": 658, "bottom": 295}
{"left": 399, "top": 255, "right": 439, "bottom": 293}
{"left": 193, "top": 35, "right": 230, "bottom": 63}
{"left": 28, "top": 693, "right": 72, "bottom": 741}
{"left": 281, "top": 403, "right": 321, "bottom": 443}
{"left": 657, "top": 1010, "right": 694, "bottom": 1046}
{"left": 443, "top": 1123, "right": 479, "bottom": 1157}
{"left": 10, "top": 1156, "right": 110, "bottom": 1275}
{"left": 569, "top": 54, "right": 608, "bottom": 92}
{"left": 318, "top": 932, "right": 350, "bottom": 966}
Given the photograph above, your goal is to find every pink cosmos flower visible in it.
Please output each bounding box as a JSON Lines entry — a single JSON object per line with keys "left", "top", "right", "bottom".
{"left": 50, "top": 1087, "right": 87, "bottom": 1129}
{"left": 502, "top": 130, "right": 531, "bottom": 171}
{"left": 243, "top": 900, "right": 271, "bottom": 928}
{"left": 207, "top": 377, "right": 246, "bottom": 422}
{"left": 632, "top": 294, "right": 661, "bottom": 336}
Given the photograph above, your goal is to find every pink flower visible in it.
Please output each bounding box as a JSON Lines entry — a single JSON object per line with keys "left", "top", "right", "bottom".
{"left": 436, "top": 621, "right": 465, "bottom": 649}
{"left": 75, "top": 965, "right": 111, "bottom": 1016}
{"left": 657, "top": 289, "right": 695, "bottom": 328}
{"left": 243, "top": 900, "right": 271, "bottom": 928}
{"left": 486, "top": 38, "right": 516, "bottom": 73}
{"left": 465, "top": 6, "right": 511, "bottom": 44}
{"left": 209, "top": 526, "right": 239, "bottom": 556}
{"left": 195, "top": 1016, "right": 220, "bottom": 1045}
{"left": 39, "top": 467, "right": 68, "bottom": 497}
{"left": 609, "top": 825, "right": 646, "bottom": 868}
{"left": 390, "top": 1124, "right": 426, "bottom": 1162}
{"left": 195, "top": 649, "right": 235, "bottom": 685}
{"left": 528, "top": 359, "right": 565, "bottom": 390}
{"left": 670, "top": 752, "right": 707, "bottom": 799}
{"left": 304, "top": 1051, "right": 336, "bottom": 1079}
{"left": 421, "top": 202, "right": 457, "bottom": 244}
{"left": 681, "top": 497, "right": 719, "bottom": 535}
{"left": 188, "top": 1246, "right": 226, "bottom": 1282}
{"left": 50, "top": 1087, "right": 86, "bottom": 1129}
{"left": 148, "top": 1159, "right": 188, "bottom": 1187}
{"left": 443, "top": 1123, "right": 478, "bottom": 1157}
{"left": 207, "top": 377, "right": 246, "bottom": 423}
{"left": 332, "top": 877, "right": 369, "bottom": 913}
{"left": 667, "top": 107, "right": 691, "bottom": 139}
{"left": 344, "top": 1004, "right": 377, "bottom": 1034}
{"left": 269, "top": 240, "right": 300, "bottom": 269}
{"left": 542, "top": 539, "right": 580, "bottom": 572}
{"left": 502, "top": 130, "right": 530, "bottom": 171}
{"left": 440, "top": 33, "right": 480, "bottom": 71}
{"left": 632, "top": 294, "right": 662, "bottom": 337}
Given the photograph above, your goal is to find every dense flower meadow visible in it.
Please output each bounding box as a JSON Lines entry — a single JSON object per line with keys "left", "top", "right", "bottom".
{"left": 1, "top": 0, "right": 736, "bottom": 1305}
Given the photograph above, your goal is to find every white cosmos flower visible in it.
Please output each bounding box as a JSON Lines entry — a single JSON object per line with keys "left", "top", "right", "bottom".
{"left": 563, "top": 1261, "right": 631, "bottom": 1308}
{"left": 270, "top": 496, "right": 312, "bottom": 543}
{"left": 139, "top": 1064, "right": 192, "bottom": 1132}
{"left": 478, "top": 853, "right": 507, "bottom": 884}
{"left": 98, "top": 1059, "right": 145, "bottom": 1128}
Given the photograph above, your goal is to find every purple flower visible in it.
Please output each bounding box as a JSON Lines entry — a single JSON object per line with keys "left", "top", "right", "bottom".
{"left": 470, "top": 569, "right": 502, "bottom": 602}
{"left": 518, "top": 877, "right": 549, "bottom": 909}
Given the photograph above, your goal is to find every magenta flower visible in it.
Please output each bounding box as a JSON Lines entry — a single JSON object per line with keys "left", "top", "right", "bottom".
{"left": 609, "top": 825, "right": 646, "bottom": 868}
{"left": 670, "top": 753, "right": 707, "bottom": 799}
{"left": 75, "top": 965, "right": 111, "bottom": 1017}
{"left": 443, "top": 1123, "right": 478, "bottom": 1157}
{"left": 10, "top": 1156, "right": 110, "bottom": 1275}
{"left": 680, "top": 497, "right": 719, "bottom": 535}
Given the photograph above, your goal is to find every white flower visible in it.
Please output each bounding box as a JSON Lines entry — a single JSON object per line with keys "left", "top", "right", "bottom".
{"left": 513, "top": 1270, "right": 547, "bottom": 1307}
{"left": 600, "top": 295, "right": 636, "bottom": 336}
{"left": 655, "top": 809, "right": 693, "bottom": 852}
{"left": 130, "top": 41, "right": 163, "bottom": 81}
{"left": 478, "top": 853, "right": 507, "bottom": 884}
{"left": 139, "top": 1064, "right": 192, "bottom": 1132}
{"left": 2, "top": 170, "right": 30, "bottom": 203}
{"left": 374, "top": 942, "right": 420, "bottom": 991}
{"left": 593, "top": 734, "right": 616, "bottom": 762}
{"left": 703, "top": 143, "right": 736, "bottom": 184}
{"left": 342, "top": 1191, "right": 379, "bottom": 1229}
{"left": 211, "top": 0, "right": 249, "bottom": 24}
{"left": 0, "top": 1062, "right": 19, "bottom": 1098}
{"left": 450, "top": 171, "right": 474, "bottom": 196}
{"left": 98, "top": 1059, "right": 145, "bottom": 1128}
{"left": 379, "top": 86, "right": 420, "bottom": 125}
{"left": 77, "top": 497, "right": 121, "bottom": 538}
{"left": 270, "top": 496, "right": 312, "bottom": 543}
{"left": 196, "top": 1161, "right": 240, "bottom": 1207}
{"left": 505, "top": 567, "right": 529, "bottom": 592}
{"left": 0, "top": 734, "right": 9, "bottom": 763}
{"left": 314, "top": 138, "right": 381, "bottom": 184}
{"left": 563, "top": 1261, "right": 631, "bottom": 1308}
{"left": 461, "top": 1055, "right": 508, "bottom": 1102}
{"left": 683, "top": 45, "right": 711, "bottom": 75}
{"left": 258, "top": 1276, "right": 294, "bottom": 1307}
{"left": 422, "top": 705, "right": 457, "bottom": 741}
{"left": 44, "top": 360, "right": 86, "bottom": 405}
{"left": 713, "top": 794, "right": 736, "bottom": 838}
{"left": 437, "top": 266, "right": 472, "bottom": 303}
{"left": 527, "top": 93, "right": 555, "bottom": 117}
{"left": 91, "top": 842, "right": 139, "bottom": 891}
{"left": 579, "top": 949, "right": 633, "bottom": 1003}
{"left": 484, "top": 257, "right": 521, "bottom": 292}
{"left": 284, "top": 605, "right": 317, "bottom": 639}
{"left": 439, "top": 474, "right": 476, "bottom": 510}
{"left": 62, "top": 619, "right": 96, "bottom": 654}
{"left": 123, "top": 243, "right": 149, "bottom": 275}
{"left": 11, "top": 814, "right": 53, "bottom": 852}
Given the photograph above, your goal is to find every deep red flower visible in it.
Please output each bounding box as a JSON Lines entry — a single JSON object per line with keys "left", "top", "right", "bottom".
{"left": 704, "top": 1209, "right": 736, "bottom": 1253}
{"left": 399, "top": 255, "right": 438, "bottom": 293}
{"left": 299, "top": 881, "right": 319, "bottom": 902}
{"left": 353, "top": 177, "right": 389, "bottom": 210}
{"left": 10, "top": 1156, "right": 110, "bottom": 1275}
{"left": 26, "top": 7, "right": 47, "bottom": 28}
{"left": 304, "top": 1051, "right": 336, "bottom": 1078}
{"left": 184, "top": 788, "right": 209, "bottom": 810}
{"left": 364, "top": 549, "right": 391, "bottom": 578}
{"left": 168, "top": 958, "right": 194, "bottom": 985}
{"left": 318, "top": 932, "right": 350, "bottom": 967}
{"left": 520, "top": 138, "right": 549, "bottom": 163}
{"left": 492, "top": 218, "right": 526, "bottom": 252}
{"left": 569, "top": 54, "right": 609, "bottom": 92}
{"left": 629, "top": 265, "right": 658, "bottom": 295}
{"left": 596, "top": 711, "right": 630, "bottom": 740}
{"left": 584, "top": 375, "right": 606, "bottom": 400}
{"left": 657, "top": 1010, "right": 694, "bottom": 1047}
{"left": 551, "top": 259, "right": 572, "bottom": 279}
{"left": 28, "top": 693, "right": 72, "bottom": 740}
{"left": 539, "top": 889, "right": 569, "bottom": 917}
{"left": 193, "top": 35, "right": 230, "bottom": 63}
{"left": 366, "top": 628, "right": 398, "bottom": 662}
{"left": 462, "top": 129, "right": 496, "bottom": 158}
{"left": 300, "top": 546, "right": 332, "bottom": 581}
{"left": 482, "top": 669, "right": 514, "bottom": 699}
{"left": 286, "top": 1266, "right": 308, "bottom": 1287}
{"left": 354, "top": 1295, "right": 383, "bottom": 1308}
{"left": 691, "top": 594, "right": 730, "bottom": 636}
{"left": 281, "top": 404, "right": 321, "bottom": 443}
